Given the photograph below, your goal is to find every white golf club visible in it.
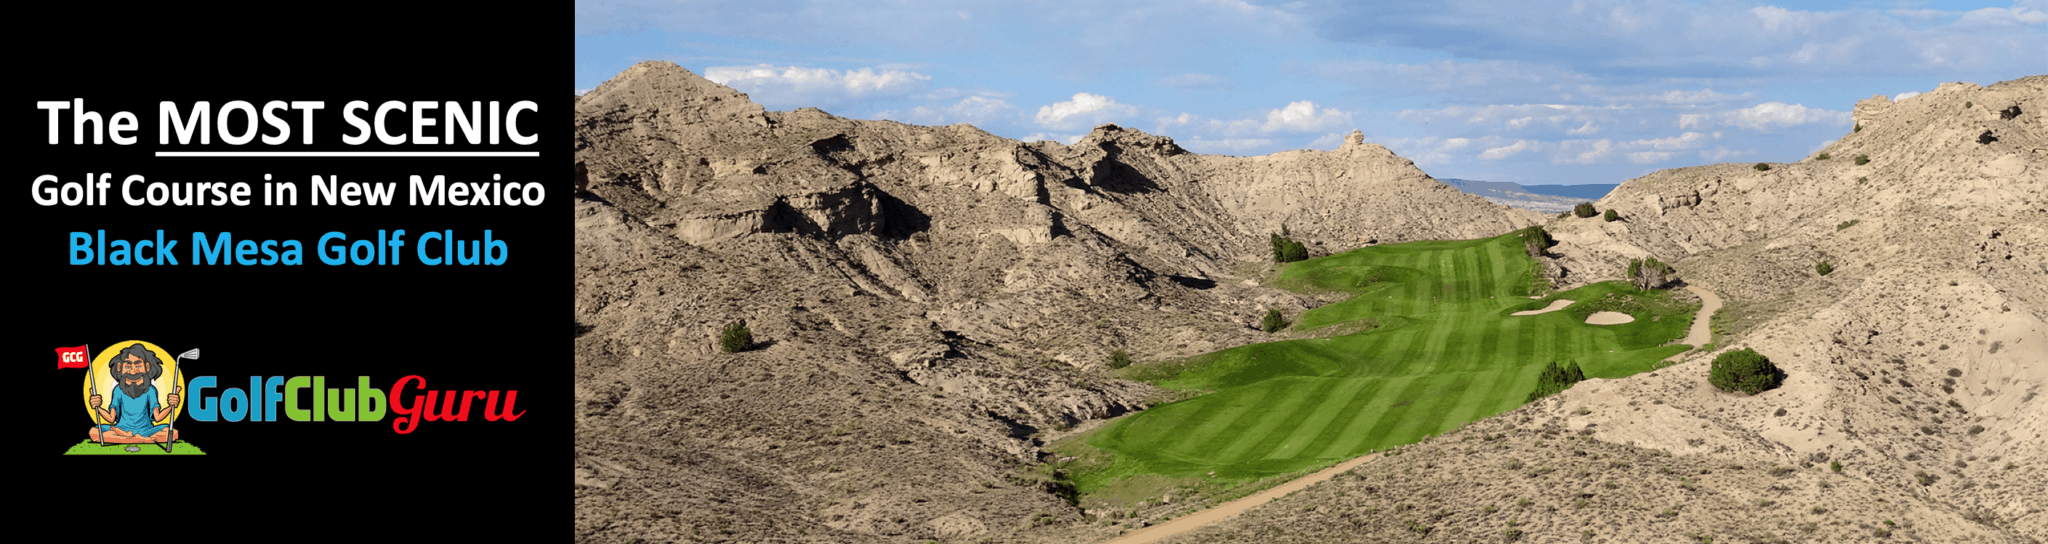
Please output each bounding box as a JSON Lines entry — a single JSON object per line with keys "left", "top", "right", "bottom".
{"left": 164, "top": 349, "right": 197, "bottom": 453}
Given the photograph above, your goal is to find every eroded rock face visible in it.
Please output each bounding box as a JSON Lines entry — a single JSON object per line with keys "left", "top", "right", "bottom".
{"left": 1536, "top": 74, "right": 2048, "bottom": 539}
{"left": 574, "top": 61, "right": 1534, "bottom": 544}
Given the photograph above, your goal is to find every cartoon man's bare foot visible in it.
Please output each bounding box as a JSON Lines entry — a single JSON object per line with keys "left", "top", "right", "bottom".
{"left": 89, "top": 427, "right": 160, "bottom": 444}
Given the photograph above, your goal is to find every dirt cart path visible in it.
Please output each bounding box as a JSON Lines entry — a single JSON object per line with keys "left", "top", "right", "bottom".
{"left": 1098, "top": 453, "right": 1380, "bottom": 544}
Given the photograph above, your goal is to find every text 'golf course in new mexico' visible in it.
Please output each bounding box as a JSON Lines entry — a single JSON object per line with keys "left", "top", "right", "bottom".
{"left": 1080, "top": 230, "right": 1698, "bottom": 491}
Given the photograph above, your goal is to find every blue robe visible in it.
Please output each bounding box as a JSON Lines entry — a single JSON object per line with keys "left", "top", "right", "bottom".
{"left": 99, "top": 384, "right": 169, "bottom": 437}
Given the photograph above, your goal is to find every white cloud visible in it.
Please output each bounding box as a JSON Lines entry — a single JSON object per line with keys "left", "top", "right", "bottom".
{"left": 575, "top": 88, "right": 594, "bottom": 96}
{"left": 1956, "top": 7, "right": 2048, "bottom": 26}
{"left": 1507, "top": 117, "right": 1535, "bottom": 129}
{"left": 1626, "top": 131, "right": 1714, "bottom": 150}
{"left": 1177, "top": 137, "right": 1280, "bottom": 154}
{"left": 1677, "top": 114, "right": 1706, "bottom": 129}
{"left": 1566, "top": 121, "right": 1601, "bottom": 135}
{"left": 1721, "top": 102, "right": 1851, "bottom": 132}
{"left": 1374, "top": 136, "right": 1491, "bottom": 166}
{"left": 1893, "top": 91, "right": 1922, "bottom": 101}
{"left": 1627, "top": 151, "right": 1677, "bottom": 164}
{"left": 1021, "top": 132, "right": 1085, "bottom": 145}
{"left": 704, "top": 65, "right": 932, "bottom": 107}
{"left": 1887, "top": 9, "right": 1952, "bottom": 20}
{"left": 874, "top": 96, "right": 1018, "bottom": 126}
{"left": 1035, "top": 92, "right": 1139, "bottom": 128}
{"left": 1481, "top": 140, "right": 1537, "bottom": 160}
{"left": 1261, "top": 101, "right": 1353, "bottom": 133}
{"left": 1554, "top": 139, "right": 1615, "bottom": 165}
{"left": 1809, "top": 138, "right": 1840, "bottom": 154}
{"left": 1699, "top": 146, "right": 1755, "bottom": 162}
{"left": 1314, "top": 59, "right": 1595, "bottom": 101}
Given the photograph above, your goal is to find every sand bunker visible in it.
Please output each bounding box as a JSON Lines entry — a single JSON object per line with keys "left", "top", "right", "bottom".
{"left": 1586, "top": 311, "right": 1635, "bottom": 325}
{"left": 1510, "top": 299, "right": 1574, "bottom": 316}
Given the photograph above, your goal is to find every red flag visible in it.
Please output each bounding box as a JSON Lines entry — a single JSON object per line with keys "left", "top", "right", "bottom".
{"left": 57, "top": 345, "right": 91, "bottom": 369}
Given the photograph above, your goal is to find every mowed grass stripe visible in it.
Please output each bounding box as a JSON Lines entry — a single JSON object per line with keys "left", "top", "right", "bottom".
{"left": 1383, "top": 372, "right": 1476, "bottom": 442}
{"left": 1202, "top": 378, "right": 1338, "bottom": 464}
{"left": 1345, "top": 372, "right": 1445, "bottom": 452}
{"left": 1136, "top": 379, "right": 1285, "bottom": 460}
{"left": 1294, "top": 376, "right": 1393, "bottom": 458}
{"left": 1091, "top": 231, "right": 1701, "bottom": 491}
{"left": 1253, "top": 377, "right": 1373, "bottom": 461}
{"left": 1314, "top": 374, "right": 1421, "bottom": 458}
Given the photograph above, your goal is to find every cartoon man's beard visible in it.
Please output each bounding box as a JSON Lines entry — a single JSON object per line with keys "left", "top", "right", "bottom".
{"left": 118, "top": 373, "right": 152, "bottom": 398}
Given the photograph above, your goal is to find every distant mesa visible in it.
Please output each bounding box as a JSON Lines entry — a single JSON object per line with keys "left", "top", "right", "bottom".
{"left": 1441, "top": 178, "right": 1618, "bottom": 213}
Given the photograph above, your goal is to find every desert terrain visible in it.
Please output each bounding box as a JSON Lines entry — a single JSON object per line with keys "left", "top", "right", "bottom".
{"left": 574, "top": 62, "right": 2044, "bottom": 543}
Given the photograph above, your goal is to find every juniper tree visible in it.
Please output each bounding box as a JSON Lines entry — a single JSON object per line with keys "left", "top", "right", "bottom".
{"left": 1709, "top": 348, "right": 1782, "bottom": 395}
{"left": 1262, "top": 309, "right": 1286, "bottom": 333}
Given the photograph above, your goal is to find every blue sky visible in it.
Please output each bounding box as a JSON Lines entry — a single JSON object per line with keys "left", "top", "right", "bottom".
{"left": 575, "top": 0, "right": 2046, "bottom": 185}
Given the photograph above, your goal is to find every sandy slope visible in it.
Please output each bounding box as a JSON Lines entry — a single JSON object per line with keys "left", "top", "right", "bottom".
{"left": 1099, "top": 453, "right": 1381, "bottom": 544}
{"left": 1510, "top": 299, "right": 1575, "bottom": 316}
{"left": 1664, "top": 285, "right": 1723, "bottom": 362}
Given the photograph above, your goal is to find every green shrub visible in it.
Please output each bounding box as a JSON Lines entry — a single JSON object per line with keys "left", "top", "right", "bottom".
{"left": 1816, "top": 152, "right": 1831, "bottom": 160}
{"left": 1709, "top": 348, "right": 1781, "bottom": 395}
{"left": 1573, "top": 203, "right": 1598, "bottom": 218}
{"left": 1836, "top": 219, "right": 1859, "bottom": 231}
{"left": 1854, "top": 154, "right": 1869, "bottom": 165}
{"left": 1831, "top": 460, "right": 1842, "bottom": 473}
{"left": 1965, "top": 101, "right": 1972, "bottom": 108}
{"left": 1857, "top": 176, "right": 1868, "bottom": 184}
{"left": 1854, "top": 123, "right": 1862, "bottom": 133}
{"left": 1603, "top": 209, "right": 1618, "bottom": 222}
{"left": 720, "top": 321, "right": 753, "bottom": 353}
{"left": 1513, "top": 226, "right": 1551, "bottom": 258}
{"left": 1270, "top": 233, "right": 1309, "bottom": 263}
{"left": 1816, "top": 261, "right": 1833, "bottom": 276}
{"left": 1108, "top": 349, "right": 1132, "bottom": 369}
{"left": 1262, "top": 309, "right": 1286, "bottom": 333}
{"left": 1753, "top": 163, "right": 1771, "bottom": 171}
{"left": 1628, "top": 257, "right": 1675, "bottom": 290}
{"left": 1527, "top": 361, "right": 1588, "bottom": 402}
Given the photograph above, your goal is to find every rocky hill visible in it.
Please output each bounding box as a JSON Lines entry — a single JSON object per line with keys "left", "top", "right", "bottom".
{"left": 1152, "top": 76, "right": 2047, "bottom": 543}
{"left": 571, "top": 61, "right": 1538, "bottom": 543}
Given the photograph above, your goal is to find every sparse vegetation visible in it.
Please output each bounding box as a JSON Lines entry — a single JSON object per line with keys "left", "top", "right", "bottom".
{"left": 1854, "top": 123, "right": 1862, "bottom": 132}
{"left": 1854, "top": 154, "right": 1869, "bottom": 165}
{"left": 720, "top": 321, "right": 753, "bottom": 353}
{"left": 1753, "top": 163, "right": 1771, "bottom": 171}
{"left": 1709, "top": 348, "right": 1781, "bottom": 395}
{"left": 1816, "top": 152, "right": 1830, "bottom": 160}
{"left": 1108, "top": 349, "right": 1133, "bottom": 369}
{"left": 1603, "top": 208, "right": 1618, "bottom": 222}
{"left": 1816, "top": 261, "right": 1833, "bottom": 276}
{"left": 1261, "top": 309, "right": 1286, "bottom": 333}
{"left": 1837, "top": 219, "right": 1859, "bottom": 231}
{"left": 1270, "top": 233, "right": 1309, "bottom": 263}
{"left": 1574, "top": 202, "right": 1598, "bottom": 218}
{"left": 1628, "top": 257, "right": 1676, "bottom": 290}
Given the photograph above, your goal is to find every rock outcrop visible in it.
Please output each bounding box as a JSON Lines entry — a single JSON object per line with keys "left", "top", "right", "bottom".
{"left": 573, "top": 61, "right": 1534, "bottom": 544}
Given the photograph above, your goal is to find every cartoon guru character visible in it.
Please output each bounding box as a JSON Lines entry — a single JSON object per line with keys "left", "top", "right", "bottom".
{"left": 88, "top": 344, "right": 180, "bottom": 444}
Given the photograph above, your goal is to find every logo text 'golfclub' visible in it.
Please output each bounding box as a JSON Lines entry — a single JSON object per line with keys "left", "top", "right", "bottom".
{"left": 187, "top": 375, "right": 522, "bottom": 434}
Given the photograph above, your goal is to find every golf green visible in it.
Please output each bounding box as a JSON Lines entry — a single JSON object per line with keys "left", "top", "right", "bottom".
{"left": 1085, "top": 231, "right": 1694, "bottom": 488}
{"left": 62, "top": 439, "right": 207, "bottom": 455}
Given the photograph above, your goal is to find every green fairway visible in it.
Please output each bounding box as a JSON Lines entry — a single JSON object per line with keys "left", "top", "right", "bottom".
{"left": 1073, "top": 231, "right": 1694, "bottom": 496}
{"left": 62, "top": 439, "right": 207, "bottom": 455}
